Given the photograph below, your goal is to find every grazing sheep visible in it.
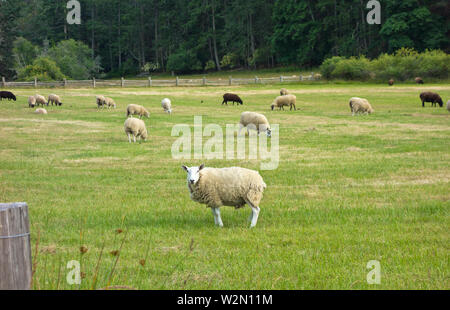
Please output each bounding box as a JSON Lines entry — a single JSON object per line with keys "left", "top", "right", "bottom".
{"left": 388, "top": 79, "right": 394, "bottom": 86}
{"left": 104, "top": 97, "right": 116, "bottom": 109}
{"left": 271, "top": 94, "right": 297, "bottom": 111}
{"left": 34, "top": 95, "right": 47, "bottom": 107}
{"left": 35, "top": 108, "right": 48, "bottom": 115}
{"left": 161, "top": 98, "right": 172, "bottom": 114}
{"left": 420, "top": 92, "right": 443, "bottom": 108}
{"left": 447, "top": 100, "right": 450, "bottom": 112}
{"left": 96, "top": 95, "right": 106, "bottom": 108}
{"left": 126, "top": 104, "right": 150, "bottom": 118}
{"left": 280, "top": 88, "right": 289, "bottom": 96}
{"left": 239, "top": 112, "right": 271, "bottom": 137}
{"left": 28, "top": 96, "right": 36, "bottom": 108}
{"left": 181, "top": 164, "right": 266, "bottom": 228}
{"left": 349, "top": 97, "right": 374, "bottom": 115}
{"left": 124, "top": 117, "right": 148, "bottom": 143}
{"left": 415, "top": 77, "right": 424, "bottom": 84}
{"left": 222, "top": 93, "right": 243, "bottom": 106}
{"left": 0, "top": 91, "right": 16, "bottom": 101}
{"left": 47, "top": 94, "right": 63, "bottom": 106}
{"left": 313, "top": 73, "right": 322, "bottom": 80}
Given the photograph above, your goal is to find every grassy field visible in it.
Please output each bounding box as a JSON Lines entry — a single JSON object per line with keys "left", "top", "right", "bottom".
{"left": 0, "top": 83, "right": 448, "bottom": 290}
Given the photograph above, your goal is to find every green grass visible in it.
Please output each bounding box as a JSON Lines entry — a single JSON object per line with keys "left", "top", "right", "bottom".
{"left": 0, "top": 83, "right": 448, "bottom": 290}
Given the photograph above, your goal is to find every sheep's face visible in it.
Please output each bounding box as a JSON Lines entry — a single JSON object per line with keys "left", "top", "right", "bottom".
{"left": 271, "top": 104, "right": 275, "bottom": 111}
{"left": 182, "top": 164, "right": 205, "bottom": 185}
{"left": 266, "top": 128, "right": 272, "bottom": 137}
{"left": 145, "top": 111, "right": 150, "bottom": 118}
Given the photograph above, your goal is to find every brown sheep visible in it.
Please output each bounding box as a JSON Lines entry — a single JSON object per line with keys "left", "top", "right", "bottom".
{"left": 222, "top": 93, "right": 243, "bottom": 106}
{"left": 420, "top": 92, "right": 443, "bottom": 108}
{"left": 415, "top": 77, "right": 424, "bottom": 84}
{"left": 388, "top": 79, "right": 394, "bottom": 86}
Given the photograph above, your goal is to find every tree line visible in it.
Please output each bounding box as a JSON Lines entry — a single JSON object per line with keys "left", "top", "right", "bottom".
{"left": 0, "top": 0, "right": 448, "bottom": 79}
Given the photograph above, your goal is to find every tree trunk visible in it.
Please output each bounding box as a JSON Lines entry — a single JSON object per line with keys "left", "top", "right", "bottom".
{"left": 118, "top": 1, "right": 122, "bottom": 71}
{"left": 211, "top": 0, "right": 221, "bottom": 71}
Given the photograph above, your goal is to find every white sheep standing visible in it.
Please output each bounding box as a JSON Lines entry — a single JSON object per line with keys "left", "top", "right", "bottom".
{"left": 447, "top": 100, "right": 450, "bottom": 113}
{"left": 271, "top": 94, "right": 297, "bottom": 111}
{"left": 47, "top": 94, "right": 63, "bottom": 106}
{"left": 161, "top": 98, "right": 172, "bottom": 114}
{"left": 280, "top": 88, "right": 289, "bottom": 96}
{"left": 239, "top": 111, "right": 271, "bottom": 137}
{"left": 349, "top": 97, "right": 374, "bottom": 116}
{"left": 96, "top": 95, "right": 107, "bottom": 108}
{"left": 181, "top": 164, "right": 266, "bottom": 228}
{"left": 126, "top": 104, "right": 150, "bottom": 118}
{"left": 28, "top": 96, "right": 36, "bottom": 108}
{"left": 104, "top": 97, "right": 116, "bottom": 109}
{"left": 34, "top": 95, "right": 47, "bottom": 107}
{"left": 124, "top": 117, "right": 148, "bottom": 143}
{"left": 35, "top": 108, "right": 48, "bottom": 115}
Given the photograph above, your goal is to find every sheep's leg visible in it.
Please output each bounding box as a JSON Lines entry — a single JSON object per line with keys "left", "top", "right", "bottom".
{"left": 211, "top": 208, "right": 218, "bottom": 225}
{"left": 212, "top": 208, "right": 223, "bottom": 227}
{"left": 244, "top": 199, "right": 260, "bottom": 228}
{"left": 133, "top": 135, "right": 136, "bottom": 143}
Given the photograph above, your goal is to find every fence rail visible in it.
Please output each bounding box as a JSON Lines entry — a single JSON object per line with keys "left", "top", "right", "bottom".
{"left": 1, "top": 73, "right": 320, "bottom": 89}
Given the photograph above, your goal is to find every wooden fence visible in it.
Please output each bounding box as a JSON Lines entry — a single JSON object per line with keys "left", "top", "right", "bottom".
{"left": 1, "top": 73, "right": 320, "bottom": 89}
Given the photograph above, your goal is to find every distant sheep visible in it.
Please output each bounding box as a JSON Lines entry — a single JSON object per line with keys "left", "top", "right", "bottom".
{"left": 181, "top": 164, "right": 266, "bottom": 228}
{"left": 96, "top": 96, "right": 106, "bottom": 108}
{"left": 104, "top": 97, "right": 116, "bottom": 109}
{"left": 420, "top": 92, "right": 443, "bottom": 108}
{"left": 161, "top": 98, "right": 172, "bottom": 114}
{"left": 35, "top": 108, "right": 48, "bottom": 115}
{"left": 349, "top": 97, "right": 374, "bottom": 115}
{"left": 415, "top": 77, "right": 424, "bottom": 84}
{"left": 388, "top": 79, "right": 394, "bottom": 86}
{"left": 126, "top": 104, "right": 149, "bottom": 118}
{"left": 447, "top": 100, "right": 450, "bottom": 112}
{"left": 280, "top": 88, "right": 289, "bottom": 96}
{"left": 28, "top": 96, "right": 36, "bottom": 108}
{"left": 34, "top": 95, "right": 47, "bottom": 107}
{"left": 222, "top": 93, "right": 243, "bottom": 106}
{"left": 239, "top": 112, "right": 271, "bottom": 137}
{"left": 0, "top": 91, "right": 16, "bottom": 101}
{"left": 47, "top": 94, "right": 63, "bottom": 106}
{"left": 124, "top": 117, "right": 148, "bottom": 143}
{"left": 271, "top": 94, "right": 296, "bottom": 111}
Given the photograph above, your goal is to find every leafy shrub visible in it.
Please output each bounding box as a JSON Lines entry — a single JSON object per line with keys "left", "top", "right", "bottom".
{"left": 17, "top": 57, "right": 66, "bottom": 81}
{"left": 320, "top": 49, "right": 449, "bottom": 81}
{"left": 204, "top": 60, "right": 216, "bottom": 71}
{"left": 220, "top": 53, "right": 239, "bottom": 70}
{"left": 166, "top": 50, "right": 202, "bottom": 73}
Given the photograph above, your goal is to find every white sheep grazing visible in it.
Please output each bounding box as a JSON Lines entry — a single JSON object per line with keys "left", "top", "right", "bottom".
{"left": 34, "top": 95, "right": 47, "bottom": 107}
{"left": 239, "top": 111, "right": 271, "bottom": 137}
{"left": 103, "top": 97, "right": 116, "bottom": 109}
{"left": 124, "top": 117, "right": 148, "bottom": 143}
{"left": 161, "top": 98, "right": 172, "bottom": 114}
{"left": 280, "top": 88, "right": 289, "bottom": 96}
{"left": 126, "top": 104, "right": 150, "bottom": 118}
{"left": 28, "top": 96, "right": 36, "bottom": 108}
{"left": 35, "top": 108, "right": 48, "bottom": 115}
{"left": 47, "top": 94, "right": 63, "bottom": 106}
{"left": 181, "top": 164, "right": 266, "bottom": 228}
{"left": 96, "top": 96, "right": 106, "bottom": 108}
{"left": 349, "top": 97, "right": 374, "bottom": 116}
{"left": 447, "top": 100, "right": 450, "bottom": 112}
{"left": 271, "top": 94, "right": 297, "bottom": 111}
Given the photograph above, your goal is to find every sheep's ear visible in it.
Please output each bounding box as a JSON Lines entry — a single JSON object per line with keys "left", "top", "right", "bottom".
{"left": 199, "top": 164, "right": 205, "bottom": 171}
{"left": 181, "top": 165, "right": 188, "bottom": 172}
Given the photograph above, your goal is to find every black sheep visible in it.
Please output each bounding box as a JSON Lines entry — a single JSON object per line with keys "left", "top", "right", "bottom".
{"left": 222, "top": 93, "right": 243, "bottom": 106}
{"left": 0, "top": 91, "right": 17, "bottom": 101}
{"left": 420, "top": 92, "right": 443, "bottom": 108}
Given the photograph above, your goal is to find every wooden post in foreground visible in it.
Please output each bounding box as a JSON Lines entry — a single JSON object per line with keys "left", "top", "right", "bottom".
{"left": 1, "top": 77, "right": 5, "bottom": 88}
{"left": 0, "top": 203, "right": 32, "bottom": 290}
{"left": 93, "top": 78, "right": 96, "bottom": 88}
{"left": 121, "top": 77, "right": 124, "bottom": 87}
{"left": 34, "top": 77, "right": 37, "bottom": 88}
{"left": 148, "top": 76, "right": 152, "bottom": 87}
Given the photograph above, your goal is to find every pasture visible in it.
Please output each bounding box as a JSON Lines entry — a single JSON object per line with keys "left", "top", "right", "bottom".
{"left": 0, "top": 83, "right": 448, "bottom": 289}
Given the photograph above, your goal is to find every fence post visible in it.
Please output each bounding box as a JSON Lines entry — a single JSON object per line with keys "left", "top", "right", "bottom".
{"left": 148, "top": 76, "right": 152, "bottom": 87}
{"left": 311, "top": 72, "right": 314, "bottom": 80}
{"left": 299, "top": 75, "right": 303, "bottom": 81}
{"left": 93, "top": 78, "right": 96, "bottom": 88}
{"left": 176, "top": 76, "right": 179, "bottom": 86}
{"left": 229, "top": 76, "right": 232, "bottom": 86}
{"left": 1, "top": 77, "right": 5, "bottom": 88}
{"left": 121, "top": 77, "right": 124, "bottom": 87}
{"left": 63, "top": 78, "right": 67, "bottom": 88}
{"left": 280, "top": 76, "right": 283, "bottom": 83}
{"left": 0, "top": 203, "right": 32, "bottom": 290}
{"left": 34, "top": 77, "right": 37, "bottom": 88}
{"left": 255, "top": 76, "right": 258, "bottom": 84}
{"left": 203, "top": 77, "right": 206, "bottom": 86}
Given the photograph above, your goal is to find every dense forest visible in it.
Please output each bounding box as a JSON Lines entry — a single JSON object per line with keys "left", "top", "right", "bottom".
{"left": 0, "top": 0, "right": 449, "bottom": 79}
